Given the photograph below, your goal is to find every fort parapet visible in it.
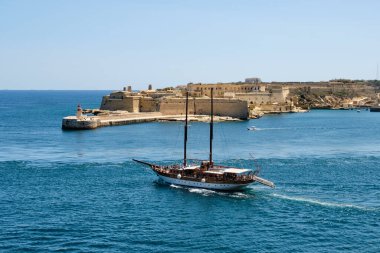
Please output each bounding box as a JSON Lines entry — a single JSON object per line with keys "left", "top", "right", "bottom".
{"left": 160, "top": 97, "right": 248, "bottom": 119}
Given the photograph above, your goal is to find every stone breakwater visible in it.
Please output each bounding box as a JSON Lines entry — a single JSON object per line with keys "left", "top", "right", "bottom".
{"left": 62, "top": 112, "right": 240, "bottom": 130}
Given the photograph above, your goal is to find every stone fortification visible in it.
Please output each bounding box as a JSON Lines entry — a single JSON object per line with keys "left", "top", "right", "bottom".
{"left": 187, "top": 79, "right": 378, "bottom": 105}
{"left": 62, "top": 78, "right": 380, "bottom": 130}
{"left": 100, "top": 91, "right": 161, "bottom": 112}
{"left": 100, "top": 92, "right": 141, "bottom": 112}
{"left": 99, "top": 81, "right": 292, "bottom": 119}
{"left": 231, "top": 86, "right": 289, "bottom": 105}
{"left": 99, "top": 78, "right": 379, "bottom": 119}
{"left": 100, "top": 87, "right": 249, "bottom": 119}
{"left": 139, "top": 97, "right": 158, "bottom": 112}
{"left": 188, "top": 82, "right": 266, "bottom": 98}
{"left": 187, "top": 82, "right": 290, "bottom": 106}
{"left": 160, "top": 97, "right": 248, "bottom": 119}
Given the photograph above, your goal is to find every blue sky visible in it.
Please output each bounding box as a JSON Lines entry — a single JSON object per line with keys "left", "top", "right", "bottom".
{"left": 0, "top": 0, "right": 379, "bottom": 90}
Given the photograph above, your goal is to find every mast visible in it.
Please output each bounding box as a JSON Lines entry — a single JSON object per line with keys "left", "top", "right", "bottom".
{"left": 209, "top": 88, "right": 213, "bottom": 167}
{"left": 183, "top": 91, "right": 189, "bottom": 167}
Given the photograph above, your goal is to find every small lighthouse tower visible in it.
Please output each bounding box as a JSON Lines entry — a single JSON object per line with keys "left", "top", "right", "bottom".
{"left": 76, "top": 104, "right": 83, "bottom": 119}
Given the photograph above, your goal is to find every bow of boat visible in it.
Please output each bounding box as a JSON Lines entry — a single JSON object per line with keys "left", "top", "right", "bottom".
{"left": 132, "top": 159, "right": 157, "bottom": 168}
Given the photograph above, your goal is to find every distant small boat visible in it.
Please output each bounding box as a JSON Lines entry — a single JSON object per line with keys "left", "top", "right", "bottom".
{"left": 357, "top": 110, "right": 361, "bottom": 112}
{"left": 247, "top": 126, "right": 257, "bottom": 131}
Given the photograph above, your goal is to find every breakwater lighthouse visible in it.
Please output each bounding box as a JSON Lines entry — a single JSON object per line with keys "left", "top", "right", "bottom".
{"left": 76, "top": 104, "right": 83, "bottom": 119}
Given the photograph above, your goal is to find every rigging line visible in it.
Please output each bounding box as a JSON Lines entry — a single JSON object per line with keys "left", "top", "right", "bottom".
{"left": 249, "top": 153, "right": 262, "bottom": 175}
{"left": 219, "top": 122, "right": 234, "bottom": 166}
{"left": 219, "top": 123, "right": 230, "bottom": 163}
{"left": 218, "top": 122, "right": 243, "bottom": 169}
{"left": 171, "top": 121, "right": 182, "bottom": 155}
{"left": 191, "top": 122, "right": 209, "bottom": 161}
{"left": 183, "top": 91, "right": 189, "bottom": 167}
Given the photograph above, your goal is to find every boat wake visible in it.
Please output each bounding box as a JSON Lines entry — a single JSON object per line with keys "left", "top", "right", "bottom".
{"left": 169, "top": 184, "right": 251, "bottom": 198}
{"left": 188, "top": 188, "right": 216, "bottom": 196}
{"left": 169, "top": 184, "right": 183, "bottom": 189}
{"left": 168, "top": 184, "right": 378, "bottom": 210}
{"left": 271, "top": 193, "right": 379, "bottom": 211}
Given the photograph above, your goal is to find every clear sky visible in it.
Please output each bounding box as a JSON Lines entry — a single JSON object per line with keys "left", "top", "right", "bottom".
{"left": 0, "top": 0, "right": 379, "bottom": 90}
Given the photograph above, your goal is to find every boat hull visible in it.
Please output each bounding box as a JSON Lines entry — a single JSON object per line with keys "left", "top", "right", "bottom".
{"left": 157, "top": 174, "right": 250, "bottom": 191}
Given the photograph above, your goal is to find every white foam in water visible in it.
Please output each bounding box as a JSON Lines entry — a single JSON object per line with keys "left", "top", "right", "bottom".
{"left": 187, "top": 188, "right": 251, "bottom": 198}
{"left": 170, "top": 184, "right": 183, "bottom": 189}
{"left": 230, "top": 192, "right": 250, "bottom": 198}
{"left": 168, "top": 184, "right": 252, "bottom": 199}
{"left": 170, "top": 185, "right": 217, "bottom": 196}
{"left": 271, "top": 193, "right": 377, "bottom": 211}
{"left": 188, "top": 188, "right": 215, "bottom": 196}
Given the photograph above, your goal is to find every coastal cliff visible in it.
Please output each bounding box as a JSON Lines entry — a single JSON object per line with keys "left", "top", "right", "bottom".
{"left": 291, "top": 80, "right": 380, "bottom": 109}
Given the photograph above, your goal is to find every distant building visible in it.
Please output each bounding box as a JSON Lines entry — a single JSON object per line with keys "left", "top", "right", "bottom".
{"left": 100, "top": 79, "right": 291, "bottom": 116}
{"left": 187, "top": 82, "right": 290, "bottom": 105}
{"left": 188, "top": 83, "right": 266, "bottom": 98}
{"left": 160, "top": 97, "right": 249, "bottom": 119}
{"left": 100, "top": 88, "right": 176, "bottom": 112}
{"left": 245, "top": 77, "right": 262, "bottom": 84}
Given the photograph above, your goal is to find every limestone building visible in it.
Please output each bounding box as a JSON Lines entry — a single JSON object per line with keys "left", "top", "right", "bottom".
{"left": 160, "top": 97, "right": 248, "bottom": 119}
{"left": 233, "top": 86, "right": 290, "bottom": 105}
{"left": 99, "top": 79, "right": 291, "bottom": 119}
{"left": 100, "top": 85, "right": 167, "bottom": 112}
{"left": 188, "top": 82, "right": 266, "bottom": 98}
{"left": 187, "top": 80, "right": 290, "bottom": 105}
{"left": 99, "top": 84, "right": 249, "bottom": 119}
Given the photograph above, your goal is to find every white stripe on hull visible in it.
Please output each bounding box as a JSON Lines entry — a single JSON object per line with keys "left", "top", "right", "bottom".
{"left": 157, "top": 174, "right": 250, "bottom": 191}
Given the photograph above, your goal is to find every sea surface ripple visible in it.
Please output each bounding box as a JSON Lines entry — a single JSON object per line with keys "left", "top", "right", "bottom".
{"left": 0, "top": 91, "right": 379, "bottom": 252}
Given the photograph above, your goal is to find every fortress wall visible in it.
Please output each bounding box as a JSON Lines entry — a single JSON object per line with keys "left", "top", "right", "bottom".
{"left": 259, "top": 104, "right": 289, "bottom": 111}
{"left": 100, "top": 96, "right": 128, "bottom": 110}
{"left": 131, "top": 97, "right": 140, "bottom": 112}
{"left": 160, "top": 98, "right": 196, "bottom": 115}
{"left": 140, "top": 97, "right": 158, "bottom": 112}
{"left": 195, "top": 98, "right": 248, "bottom": 119}
{"left": 160, "top": 98, "right": 248, "bottom": 119}
{"left": 100, "top": 96, "right": 140, "bottom": 112}
{"left": 235, "top": 93, "right": 272, "bottom": 105}
{"left": 188, "top": 83, "right": 266, "bottom": 97}
{"left": 100, "top": 96, "right": 109, "bottom": 109}
{"left": 271, "top": 87, "right": 289, "bottom": 103}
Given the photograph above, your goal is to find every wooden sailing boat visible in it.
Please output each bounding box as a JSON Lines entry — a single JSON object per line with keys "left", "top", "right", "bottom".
{"left": 133, "top": 88, "right": 275, "bottom": 191}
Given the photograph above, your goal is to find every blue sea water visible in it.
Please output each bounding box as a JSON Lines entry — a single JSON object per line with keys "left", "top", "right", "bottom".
{"left": 0, "top": 90, "right": 379, "bottom": 252}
